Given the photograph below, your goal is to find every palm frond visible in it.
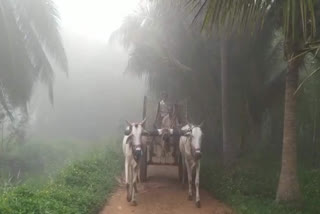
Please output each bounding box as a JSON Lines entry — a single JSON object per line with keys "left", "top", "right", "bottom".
{"left": 0, "top": 83, "right": 14, "bottom": 122}
{"left": 0, "top": 0, "right": 35, "bottom": 106}
{"left": 190, "top": 0, "right": 273, "bottom": 35}
{"left": 0, "top": 0, "right": 66, "bottom": 109}
{"left": 15, "top": 0, "right": 68, "bottom": 72}
{"left": 283, "top": 0, "right": 317, "bottom": 44}
{"left": 13, "top": 3, "right": 55, "bottom": 104}
{"left": 111, "top": 0, "right": 192, "bottom": 75}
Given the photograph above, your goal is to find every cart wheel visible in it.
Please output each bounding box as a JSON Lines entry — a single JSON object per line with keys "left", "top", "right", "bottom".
{"left": 178, "top": 153, "right": 183, "bottom": 182}
{"left": 140, "top": 145, "right": 148, "bottom": 182}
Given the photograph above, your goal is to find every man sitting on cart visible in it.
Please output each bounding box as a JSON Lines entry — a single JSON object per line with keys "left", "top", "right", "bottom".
{"left": 149, "top": 92, "right": 170, "bottom": 160}
{"left": 150, "top": 92, "right": 179, "bottom": 164}
{"left": 155, "top": 91, "right": 171, "bottom": 128}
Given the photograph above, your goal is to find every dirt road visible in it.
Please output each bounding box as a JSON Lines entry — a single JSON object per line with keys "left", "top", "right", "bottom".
{"left": 100, "top": 165, "right": 233, "bottom": 214}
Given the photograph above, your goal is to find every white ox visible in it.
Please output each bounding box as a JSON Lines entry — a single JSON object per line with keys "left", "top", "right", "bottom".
{"left": 179, "top": 123, "right": 203, "bottom": 208}
{"left": 123, "top": 119, "right": 147, "bottom": 206}
{"left": 159, "top": 114, "right": 174, "bottom": 160}
{"left": 158, "top": 113, "right": 179, "bottom": 163}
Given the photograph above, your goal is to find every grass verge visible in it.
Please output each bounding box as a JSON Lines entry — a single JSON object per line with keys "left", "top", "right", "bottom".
{"left": 201, "top": 155, "right": 320, "bottom": 214}
{"left": 0, "top": 143, "right": 123, "bottom": 214}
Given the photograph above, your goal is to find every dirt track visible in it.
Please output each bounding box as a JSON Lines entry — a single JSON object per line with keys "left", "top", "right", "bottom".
{"left": 100, "top": 165, "right": 233, "bottom": 214}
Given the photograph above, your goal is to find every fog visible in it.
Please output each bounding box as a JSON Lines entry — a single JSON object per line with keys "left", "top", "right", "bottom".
{"left": 29, "top": 1, "right": 144, "bottom": 141}
{"left": 1, "top": 1, "right": 320, "bottom": 213}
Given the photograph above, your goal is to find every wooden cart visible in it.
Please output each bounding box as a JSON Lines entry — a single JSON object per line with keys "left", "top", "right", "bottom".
{"left": 140, "top": 96, "right": 188, "bottom": 182}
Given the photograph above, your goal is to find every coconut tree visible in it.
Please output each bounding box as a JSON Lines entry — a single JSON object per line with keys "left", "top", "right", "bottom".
{"left": 190, "top": 0, "right": 273, "bottom": 166}
{"left": 0, "top": 0, "right": 67, "bottom": 120}
{"left": 110, "top": 0, "right": 193, "bottom": 77}
{"left": 113, "top": 0, "right": 287, "bottom": 161}
{"left": 193, "top": 0, "right": 319, "bottom": 202}
{"left": 111, "top": 0, "right": 226, "bottom": 149}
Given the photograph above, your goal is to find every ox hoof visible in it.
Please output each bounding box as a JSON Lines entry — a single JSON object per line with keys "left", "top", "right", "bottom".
{"left": 131, "top": 201, "right": 137, "bottom": 206}
{"left": 127, "top": 195, "right": 131, "bottom": 202}
{"left": 188, "top": 195, "right": 193, "bottom": 201}
{"left": 196, "top": 201, "right": 201, "bottom": 208}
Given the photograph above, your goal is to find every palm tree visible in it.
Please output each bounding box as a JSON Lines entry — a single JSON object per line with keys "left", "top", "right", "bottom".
{"left": 110, "top": 0, "right": 192, "bottom": 78}
{"left": 190, "top": 0, "right": 273, "bottom": 166}
{"left": 193, "top": 0, "right": 319, "bottom": 202}
{"left": 112, "top": 0, "right": 226, "bottom": 149}
{"left": 0, "top": 0, "right": 67, "bottom": 119}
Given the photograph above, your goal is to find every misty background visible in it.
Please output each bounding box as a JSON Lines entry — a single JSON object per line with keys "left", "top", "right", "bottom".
{"left": 1, "top": 1, "right": 320, "bottom": 213}
{"left": 29, "top": 0, "right": 145, "bottom": 141}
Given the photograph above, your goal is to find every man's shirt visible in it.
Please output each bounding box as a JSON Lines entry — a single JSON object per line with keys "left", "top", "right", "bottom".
{"left": 159, "top": 100, "right": 170, "bottom": 117}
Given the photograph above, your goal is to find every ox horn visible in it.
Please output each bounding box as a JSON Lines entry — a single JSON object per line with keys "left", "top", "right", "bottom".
{"left": 140, "top": 117, "right": 147, "bottom": 126}
{"left": 125, "top": 120, "right": 132, "bottom": 126}
{"left": 198, "top": 120, "right": 205, "bottom": 128}
{"left": 186, "top": 119, "right": 192, "bottom": 129}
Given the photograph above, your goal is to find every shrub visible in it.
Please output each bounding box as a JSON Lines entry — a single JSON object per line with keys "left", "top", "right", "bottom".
{"left": 201, "top": 154, "right": 320, "bottom": 214}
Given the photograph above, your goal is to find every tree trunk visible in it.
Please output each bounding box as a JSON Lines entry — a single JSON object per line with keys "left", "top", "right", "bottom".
{"left": 220, "top": 39, "right": 236, "bottom": 166}
{"left": 276, "top": 59, "right": 301, "bottom": 202}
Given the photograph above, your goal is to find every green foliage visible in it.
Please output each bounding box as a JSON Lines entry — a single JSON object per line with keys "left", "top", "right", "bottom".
{"left": 0, "top": 139, "right": 110, "bottom": 183}
{"left": 191, "top": 0, "right": 271, "bottom": 35}
{"left": 201, "top": 152, "right": 320, "bottom": 214}
{"left": 0, "top": 143, "right": 123, "bottom": 214}
{"left": 296, "top": 56, "right": 320, "bottom": 168}
{"left": 300, "top": 169, "right": 320, "bottom": 212}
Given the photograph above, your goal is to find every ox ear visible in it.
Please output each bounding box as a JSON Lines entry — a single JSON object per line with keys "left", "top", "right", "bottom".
{"left": 156, "top": 129, "right": 163, "bottom": 135}
{"left": 185, "top": 132, "right": 192, "bottom": 137}
{"left": 124, "top": 126, "right": 132, "bottom": 135}
{"left": 168, "top": 128, "right": 174, "bottom": 135}
{"left": 181, "top": 129, "right": 191, "bottom": 136}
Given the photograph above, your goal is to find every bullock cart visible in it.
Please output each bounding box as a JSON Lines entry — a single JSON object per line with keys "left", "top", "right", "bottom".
{"left": 139, "top": 96, "right": 188, "bottom": 182}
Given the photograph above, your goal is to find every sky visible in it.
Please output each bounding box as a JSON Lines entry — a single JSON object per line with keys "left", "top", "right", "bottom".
{"left": 54, "top": 0, "right": 140, "bottom": 41}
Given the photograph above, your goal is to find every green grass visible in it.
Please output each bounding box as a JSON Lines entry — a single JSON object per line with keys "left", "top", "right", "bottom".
{"left": 0, "top": 143, "right": 123, "bottom": 214}
{"left": 0, "top": 138, "right": 120, "bottom": 184}
{"left": 201, "top": 154, "right": 320, "bottom": 214}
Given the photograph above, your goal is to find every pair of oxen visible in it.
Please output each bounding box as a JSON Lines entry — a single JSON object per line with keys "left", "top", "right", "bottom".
{"left": 123, "top": 118, "right": 203, "bottom": 208}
